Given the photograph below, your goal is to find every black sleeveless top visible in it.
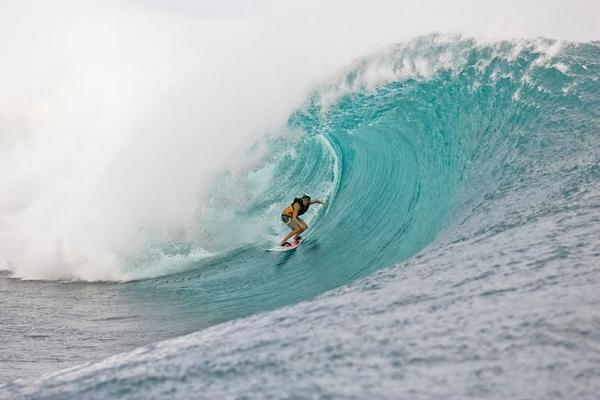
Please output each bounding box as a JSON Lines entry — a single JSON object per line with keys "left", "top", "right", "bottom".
{"left": 294, "top": 198, "right": 310, "bottom": 216}
{"left": 283, "top": 197, "right": 310, "bottom": 217}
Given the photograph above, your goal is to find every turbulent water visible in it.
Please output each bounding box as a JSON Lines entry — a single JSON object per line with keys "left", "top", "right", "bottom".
{"left": 1, "top": 35, "right": 600, "bottom": 399}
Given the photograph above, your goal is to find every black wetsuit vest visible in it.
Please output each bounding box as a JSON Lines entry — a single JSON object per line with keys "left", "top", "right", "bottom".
{"left": 283, "top": 198, "right": 310, "bottom": 217}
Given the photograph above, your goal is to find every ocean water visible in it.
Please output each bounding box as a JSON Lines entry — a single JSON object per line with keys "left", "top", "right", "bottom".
{"left": 1, "top": 33, "right": 600, "bottom": 398}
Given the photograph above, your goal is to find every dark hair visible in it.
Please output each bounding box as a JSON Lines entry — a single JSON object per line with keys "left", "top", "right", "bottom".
{"left": 302, "top": 195, "right": 311, "bottom": 201}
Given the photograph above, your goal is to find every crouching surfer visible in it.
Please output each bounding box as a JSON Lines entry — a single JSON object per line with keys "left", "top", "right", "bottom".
{"left": 280, "top": 194, "right": 326, "bottom": 247}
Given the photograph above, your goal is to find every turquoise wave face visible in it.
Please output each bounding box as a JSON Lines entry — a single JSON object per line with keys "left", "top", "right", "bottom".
{"left": 122, "top": 36, "right": 599, "bottom": 333}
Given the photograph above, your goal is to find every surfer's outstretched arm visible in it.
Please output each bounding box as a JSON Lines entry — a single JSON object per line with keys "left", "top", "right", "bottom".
{"left": 310, "top": 199, "right": 327, "bottom": 205}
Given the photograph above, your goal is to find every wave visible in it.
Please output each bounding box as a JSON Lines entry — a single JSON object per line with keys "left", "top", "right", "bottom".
{"left": 2, "top": 33, "right": 600, "bottom": 396}
{"left": 131, "top": 34, "right": 597, "bottom": 273}
{"left": 96, "top": 35, "right": 599, "bottom": 323}
{"left": 4, "top": 34, "right": 598, "bottom": 288}
{"left": 2, "top": 0, "right": 598, "bottom": 283}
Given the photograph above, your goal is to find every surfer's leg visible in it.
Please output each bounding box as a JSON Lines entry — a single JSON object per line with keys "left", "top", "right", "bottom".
{"left": 294, "top": 218, "right": 308, "bottom": 240}
{"left": 296, "top": 217, "right": 307, "bottom": 230}
{"left": 280, "top": 218, "right": 302, "bottom": 246}
{"left": 280, "top": 225, "right": 303, "bottom": 246}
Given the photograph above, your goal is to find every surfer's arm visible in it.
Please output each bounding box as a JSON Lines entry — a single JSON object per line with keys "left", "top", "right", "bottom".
{"left": 310, "top": 199, "right": 327, "bottom": 205}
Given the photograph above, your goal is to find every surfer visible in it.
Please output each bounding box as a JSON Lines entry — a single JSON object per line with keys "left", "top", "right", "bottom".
{"left": 280, "top": 194, "right": 326, "bottom": 247}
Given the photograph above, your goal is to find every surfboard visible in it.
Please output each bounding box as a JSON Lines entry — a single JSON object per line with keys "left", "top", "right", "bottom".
{"left": 266, "top": 238, "right": 303, "bottom": 252}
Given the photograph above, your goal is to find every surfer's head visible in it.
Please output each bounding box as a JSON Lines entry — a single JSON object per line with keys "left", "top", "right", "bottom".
{"left": 301, "top": 194, "right": 311, "bottom": 206}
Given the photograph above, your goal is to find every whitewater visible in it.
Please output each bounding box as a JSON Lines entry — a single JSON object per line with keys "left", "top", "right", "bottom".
{"left": 1, "top": 1, "right": 599, "bottom": 398}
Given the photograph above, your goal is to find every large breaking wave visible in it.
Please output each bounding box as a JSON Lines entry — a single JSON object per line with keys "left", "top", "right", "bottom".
{"left": 2, "top": 23, "right": 600, "bottom": 399}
